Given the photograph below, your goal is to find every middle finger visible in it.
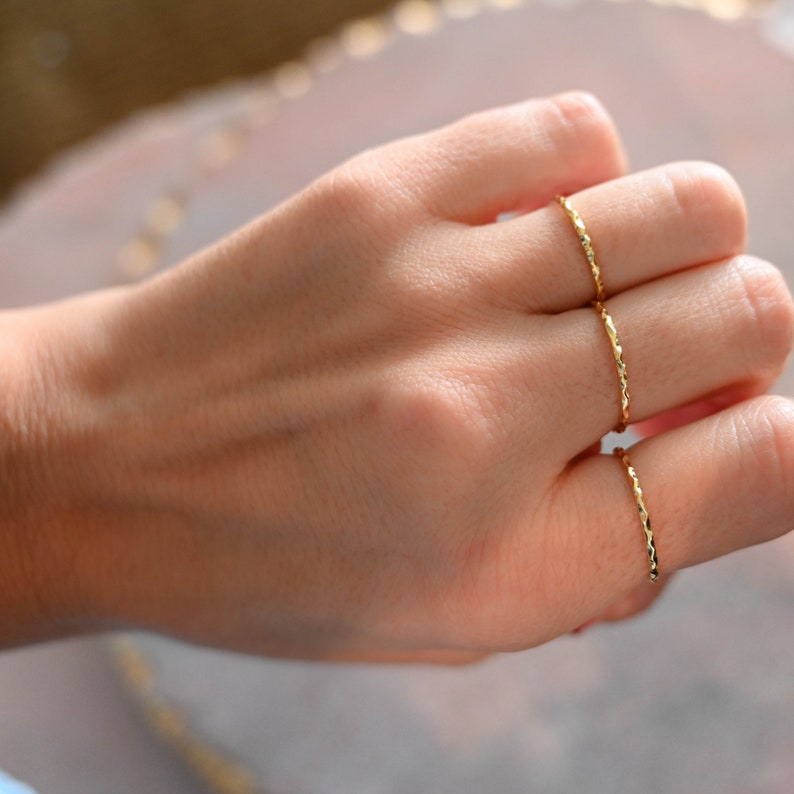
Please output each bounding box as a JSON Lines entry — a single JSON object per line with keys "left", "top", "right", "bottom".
{"left": 536, "top": 255, "right": 793, "bottom": 458}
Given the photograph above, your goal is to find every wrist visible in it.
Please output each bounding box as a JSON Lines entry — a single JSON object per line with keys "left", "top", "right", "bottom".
{"left": 0, "top": 291, "right": 131, "bottom": 647}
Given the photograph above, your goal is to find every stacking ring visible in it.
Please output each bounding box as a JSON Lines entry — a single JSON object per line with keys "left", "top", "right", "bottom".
{"left": 593, "top": 300, "right": 630, "bottom": 433}
{"left": 554, "top": 195, "right": 606, "bottom": 302}
{"left": 613, "top": 448, "right": 659, "bottom": 583}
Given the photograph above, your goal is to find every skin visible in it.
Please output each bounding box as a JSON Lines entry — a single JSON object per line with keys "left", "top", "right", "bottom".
{"left": 1, "top": 92, "right": 793, "bottom": 663}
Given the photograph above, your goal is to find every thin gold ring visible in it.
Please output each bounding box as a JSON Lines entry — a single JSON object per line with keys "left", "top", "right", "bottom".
{"left": 613, "top": 448, "right": 659, "bottom": 583}
{"left": 593, "top": 300, "right": 630, "bottom": 432}
{"left": 554, "top": 195, "right": 606, "bottom": 302}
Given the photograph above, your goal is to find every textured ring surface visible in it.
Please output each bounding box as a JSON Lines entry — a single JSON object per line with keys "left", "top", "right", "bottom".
{"left": 593, "top": 300, "right": 630, "bottom": 432}
{"left": 554, "top": 195, "right": 606, "bottom": 302}
{"left": 613, "top": 447, "right": 659, "bottom": 583}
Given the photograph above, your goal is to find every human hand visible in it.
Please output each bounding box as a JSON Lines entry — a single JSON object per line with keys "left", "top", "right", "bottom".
{"left": 6, "top": 93, "right": 793, "bottom": 660}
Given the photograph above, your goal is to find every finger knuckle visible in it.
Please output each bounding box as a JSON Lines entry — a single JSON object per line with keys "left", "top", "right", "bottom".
{"left": 731, "top": 395, "right": 794, "bottom": 504}
{"left": 306, "top": 150, "right": 426, "bottom": 249}
{"left": 541, "top": 92, "right": 621, "bottom": 163}
{"left": 312, "top": 154, "right": 386, "bottom": 219}
{"left": 384, "top": 373, "right": 501, "bottom": 466}
{"left": 660, "top": 161, "right": 748, "bottom": 254}
{"left": 545, "top": 91, "right": 614, "bottom": 138}
{"left": 729, "top": 256, "right": 794, "bottom": 374}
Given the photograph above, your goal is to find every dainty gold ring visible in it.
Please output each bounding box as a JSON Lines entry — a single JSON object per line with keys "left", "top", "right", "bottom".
{"left": 554, "top": 195, "right": 606, "bottom": 302}
{"left": 593, "top": 300, "right": 630, "bottom": 433}
{"left": 613, "top": 447, "right": 659, "bottom": 583}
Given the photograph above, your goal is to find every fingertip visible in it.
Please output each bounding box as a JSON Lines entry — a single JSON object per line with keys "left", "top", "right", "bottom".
{"left": 738, "top": 394, "right": 794, "bottom": 502}
{"left": 636, "top": 394, "right": 794, "bottom": 571}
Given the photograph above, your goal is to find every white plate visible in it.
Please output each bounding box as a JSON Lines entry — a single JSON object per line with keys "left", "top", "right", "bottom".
{"left": 3, "top": 2, "right": 794, "bottom": 792}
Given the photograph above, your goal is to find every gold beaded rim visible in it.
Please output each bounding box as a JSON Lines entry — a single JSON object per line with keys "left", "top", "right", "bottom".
{"left": 110, "top": 637, "right": 259, "bottom": 794}
{"left": 613, "top": 447, "right": 660, "bottom": 583}
{"left": 554, "top": 195, "right": 606, "bottom": 302}
{"left": 593, "top": 300, "right": 630, "bottom": 433}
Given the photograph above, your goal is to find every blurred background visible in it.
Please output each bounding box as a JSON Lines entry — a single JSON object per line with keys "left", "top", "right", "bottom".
{"left": 4, "top": 0, "right": 793, "bottom": 202}
{"left": 1, "top": 1, "right": 794, "bottom": 793}
{"left": 1, "top": 0, "right": 396, "bottom": 200}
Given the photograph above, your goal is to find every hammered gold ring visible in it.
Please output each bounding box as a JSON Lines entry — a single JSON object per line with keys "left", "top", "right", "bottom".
{"left": 614, "top": 447, "right": 659, "bottom": 583}
{"left": 593, "top": 300, "right": 630, "bottom": 433}
{"left": 554, "top": 195, "right": 606, "bottom": 302}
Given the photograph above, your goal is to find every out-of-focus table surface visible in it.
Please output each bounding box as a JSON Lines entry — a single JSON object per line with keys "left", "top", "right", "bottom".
{"left": 1, "top": 1, "right": 793, "bottom": 792}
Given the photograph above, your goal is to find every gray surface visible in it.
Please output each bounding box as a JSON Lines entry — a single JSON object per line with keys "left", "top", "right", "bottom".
{"left": 134, "top": 542, "right": 794, "bottom": 793}
{"left": 0, "top": 639, "right": 205, "bottom": 794}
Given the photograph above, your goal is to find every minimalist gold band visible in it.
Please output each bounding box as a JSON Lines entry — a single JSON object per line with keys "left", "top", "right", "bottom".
{"left": 613, "top": 448, "right": 659, "bottom": 583}
{"left": 593, "top": 300, "right": 630, "bottom": 433}
{"left": 554, "top": 195, "right": 606, "bottom": 302}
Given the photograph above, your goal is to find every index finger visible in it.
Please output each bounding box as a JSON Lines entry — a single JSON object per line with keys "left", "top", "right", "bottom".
{"left": 373, "top": 92, "right": 627, "bottom": 224}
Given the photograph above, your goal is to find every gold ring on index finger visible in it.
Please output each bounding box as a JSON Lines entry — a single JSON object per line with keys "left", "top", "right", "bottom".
{"left": 554, "top": 195, "right": 606, "bottom": 302}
